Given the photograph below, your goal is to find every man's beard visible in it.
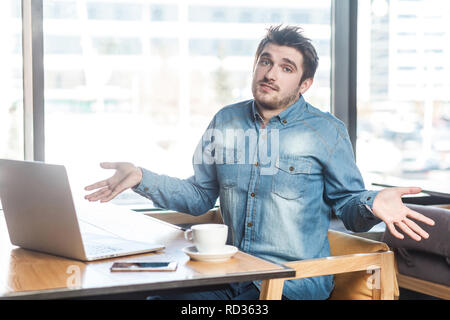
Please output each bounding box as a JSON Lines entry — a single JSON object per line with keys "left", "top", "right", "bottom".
{"left": 254, "top": 83, "right": 300, "bottom": 111}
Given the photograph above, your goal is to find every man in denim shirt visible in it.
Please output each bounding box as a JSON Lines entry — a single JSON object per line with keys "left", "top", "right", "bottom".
{"left": 85, "top": 26, "right": 435, "bottom": 300}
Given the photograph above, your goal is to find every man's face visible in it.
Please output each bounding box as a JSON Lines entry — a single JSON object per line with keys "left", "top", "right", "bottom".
{"left": 251, "top": 43, "right": 312, "bottom": 111}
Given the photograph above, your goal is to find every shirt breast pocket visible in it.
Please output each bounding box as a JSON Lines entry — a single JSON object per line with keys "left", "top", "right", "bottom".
{"left": 272, "top": 157, "right": 312, "bottom": 200}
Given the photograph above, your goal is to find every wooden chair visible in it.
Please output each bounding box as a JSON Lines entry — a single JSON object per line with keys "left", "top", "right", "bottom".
{"left": 259, "top": 230, "right": 398, "bottom": 300}
{"left": 145, "top": 208, "right": 398, "bottom": 300}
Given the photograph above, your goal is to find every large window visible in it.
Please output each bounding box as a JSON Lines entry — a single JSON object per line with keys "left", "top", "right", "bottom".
{"left": 43, "top": 0, "right": 332, "bottom": 208}
{"left": 0, "top": 1, "right": 23, "bottom": 161}
{"left": 357, "top": 0, "right": 450, "bottom": 191}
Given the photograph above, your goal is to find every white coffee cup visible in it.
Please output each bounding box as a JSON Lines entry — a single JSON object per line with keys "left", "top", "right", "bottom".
{"left": 184, "top": 224, "right": 228, "bottom": 253}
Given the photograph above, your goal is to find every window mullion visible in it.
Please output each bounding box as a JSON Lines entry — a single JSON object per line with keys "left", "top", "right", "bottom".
{"left": 331, "top": 0, "right": 358, "bottom": 155}
{"left": 22, "top": 0, "right": 45, "bottom": 161}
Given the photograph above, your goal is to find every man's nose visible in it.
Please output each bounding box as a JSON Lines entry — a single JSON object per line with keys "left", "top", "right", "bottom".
{"left": 264, "top": 65, "right": 277, "bottom": 81}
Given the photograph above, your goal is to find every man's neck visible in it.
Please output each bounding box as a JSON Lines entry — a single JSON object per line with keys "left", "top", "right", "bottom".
{"left": 255, "top": 102, "right": 287, "bottom": 127}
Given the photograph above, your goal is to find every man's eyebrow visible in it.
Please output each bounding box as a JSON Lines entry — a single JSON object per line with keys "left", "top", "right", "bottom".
{"left": 259, "top": 52, "right": 298, "bottom": 70}
{"left": 282, "top": 58, "right": 298, "bottom": 70}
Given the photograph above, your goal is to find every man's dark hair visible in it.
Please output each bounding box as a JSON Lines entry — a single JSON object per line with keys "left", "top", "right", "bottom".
{"left": 254, "top": 25, "right": 319, "bottom": 84}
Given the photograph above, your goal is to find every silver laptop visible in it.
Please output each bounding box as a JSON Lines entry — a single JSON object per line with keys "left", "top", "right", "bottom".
{"left": 0, "top": 159, "right": 165, "bottom": 261}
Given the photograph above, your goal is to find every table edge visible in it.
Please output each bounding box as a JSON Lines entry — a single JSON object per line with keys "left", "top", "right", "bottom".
{"left": 1, "top": 267, "right": 295, "bottom": 300}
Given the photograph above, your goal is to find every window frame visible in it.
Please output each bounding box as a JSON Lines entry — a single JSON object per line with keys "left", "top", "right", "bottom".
{"left": 22, "top": 0, "right": 45, "bottom": 161}
{"left": 332, "top": 0, "right": 358, "bottom": 154}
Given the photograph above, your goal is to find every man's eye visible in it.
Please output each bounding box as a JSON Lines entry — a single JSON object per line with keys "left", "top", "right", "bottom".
{"left": 283, "top": 67, "right": 293, "bottom": 73}
{"left": 260, "top": 60, "right": 270, "bottom": 66}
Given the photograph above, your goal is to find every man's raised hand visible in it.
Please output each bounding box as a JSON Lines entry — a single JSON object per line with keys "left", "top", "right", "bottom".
{"left": 84, "top": 162, "right": 143, "bottom": 203}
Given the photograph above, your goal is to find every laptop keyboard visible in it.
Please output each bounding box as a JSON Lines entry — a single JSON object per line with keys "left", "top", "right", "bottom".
{"left": 85, "top": 243, "right": 125, "bottom": 256}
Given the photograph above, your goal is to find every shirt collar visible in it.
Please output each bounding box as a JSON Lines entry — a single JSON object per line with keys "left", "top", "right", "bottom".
{"left": 251, "top": 95, "right": 307, "bottom": 126}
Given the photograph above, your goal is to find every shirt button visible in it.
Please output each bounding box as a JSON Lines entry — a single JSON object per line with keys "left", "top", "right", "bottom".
{"left": 289, "top": 166, "right": 294, "bottom": 172}
{"left": 255, "top": 162, "right": 259, "bottom": 167}
{"left": 251, "top": 192, "right": 255, "bottom": 197}
{"left": 247, "top": 222, "right": 253, "bottom": 228}
{"left": 144, "top": 187, "right": 149, "bottom": 192}
{"left": 282, "top": 119, "right": 287, "bottom": 124}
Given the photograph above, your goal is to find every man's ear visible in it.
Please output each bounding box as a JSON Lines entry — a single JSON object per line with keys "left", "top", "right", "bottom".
{"left": 298, "top": 78, "right": 314, "bottom": 96}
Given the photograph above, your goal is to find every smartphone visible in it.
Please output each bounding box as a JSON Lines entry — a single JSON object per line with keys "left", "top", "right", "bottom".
{"left": 110, "top": 262, "right": 178, "bottom": 272}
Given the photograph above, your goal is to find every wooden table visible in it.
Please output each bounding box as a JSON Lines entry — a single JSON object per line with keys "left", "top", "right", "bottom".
{"left": 0, "top": 210, "right": 294, "bottom": 299}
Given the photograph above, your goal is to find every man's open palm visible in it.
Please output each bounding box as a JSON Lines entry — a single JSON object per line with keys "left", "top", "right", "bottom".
{"left": 372, "top": 187, "right": 435, "bottom": 241}
{"left": 84, "top": 162, "right": 142, "bottom": 203}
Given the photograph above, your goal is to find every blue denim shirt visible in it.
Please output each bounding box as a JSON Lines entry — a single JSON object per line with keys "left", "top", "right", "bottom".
{"left": 133, "top": 96, "right": 382, "bottom": 300}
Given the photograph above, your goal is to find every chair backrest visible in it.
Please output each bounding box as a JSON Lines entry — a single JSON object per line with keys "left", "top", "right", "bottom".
{"left": 328, "top": 230, "right": 399, "bottom": 300}
{"left": 145, "top": 207, "right": 224, "bottom": 225}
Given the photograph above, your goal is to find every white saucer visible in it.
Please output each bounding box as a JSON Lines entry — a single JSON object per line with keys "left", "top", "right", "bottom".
{"left": 182, "top": 245, "right": 238, "bottom": 262}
